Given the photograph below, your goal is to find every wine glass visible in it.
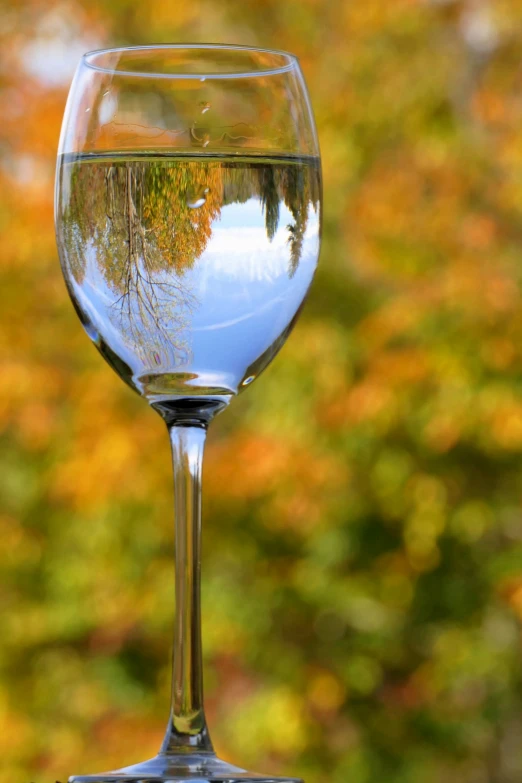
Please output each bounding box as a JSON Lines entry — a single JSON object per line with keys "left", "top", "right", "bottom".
{"left": 55, "top": 44, "right": 321, "bottom": 783}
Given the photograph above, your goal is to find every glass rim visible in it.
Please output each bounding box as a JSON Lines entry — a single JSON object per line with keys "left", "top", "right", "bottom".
{"left": 82, "top": 43, "right": 300, "bottom": 80}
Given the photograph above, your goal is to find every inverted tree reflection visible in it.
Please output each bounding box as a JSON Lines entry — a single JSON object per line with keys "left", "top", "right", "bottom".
{"left": 60, "top": 155, "right": 319, "bottom": 365}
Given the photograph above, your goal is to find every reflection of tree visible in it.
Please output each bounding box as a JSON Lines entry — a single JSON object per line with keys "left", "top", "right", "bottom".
{"left": 105, "top": 164, "right": 196, "bottom": 365}
{"left": 60, "top": 154, "right": 319, "bottom": 366}
{"left": 283, "top": 164, "right": 309, "bottom": 277}
{"left": 258, "top": 166, "right": 280, "bottom": 241}
{"left": 62, "top": 159, "right": 223, "bottom": 367}
{"left": 222, "top": 158, "right": 320, "bottom": 276}
{"left": 142, "top": 162, "right": 223, "bottom": 274}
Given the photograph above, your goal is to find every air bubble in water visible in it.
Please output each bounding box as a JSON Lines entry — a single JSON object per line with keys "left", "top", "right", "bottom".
{"left": 187, "top": 188, "right": 208, "bottom": 209}
{"left": 242, "top": 375, "right": 255, "bottom": 386}
{"left": 188, "top": 196, "right": 206, "bottom": 208}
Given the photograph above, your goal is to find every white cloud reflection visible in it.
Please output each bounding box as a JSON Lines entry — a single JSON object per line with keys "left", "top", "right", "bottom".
{"left": 195, "top": 199, "right": 319, "bottom": 286}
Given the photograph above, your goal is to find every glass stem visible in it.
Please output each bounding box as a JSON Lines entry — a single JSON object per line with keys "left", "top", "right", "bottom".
{"left": 161, "top": 423, "right": 214, "bottom": 755}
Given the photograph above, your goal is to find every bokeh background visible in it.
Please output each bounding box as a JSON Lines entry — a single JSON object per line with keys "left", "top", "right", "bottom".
{"left": 3, "top": 0, "right": 522, "bottom": 781}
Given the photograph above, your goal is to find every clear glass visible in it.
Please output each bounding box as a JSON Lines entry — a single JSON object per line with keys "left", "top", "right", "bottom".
{"left": 55, "top": 44, "right": 321, "bottom": 783}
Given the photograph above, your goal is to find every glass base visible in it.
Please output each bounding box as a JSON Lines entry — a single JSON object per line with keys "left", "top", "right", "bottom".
{"left": 68, "top": 753, "right": 303, "bottom": 783}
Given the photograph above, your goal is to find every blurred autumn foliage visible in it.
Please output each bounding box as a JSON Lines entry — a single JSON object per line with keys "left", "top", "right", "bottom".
{"left": 3, "top": 0, "right": 522, "bottom": 782}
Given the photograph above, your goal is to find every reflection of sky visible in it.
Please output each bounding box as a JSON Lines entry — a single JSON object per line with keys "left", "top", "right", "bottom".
{"left": 185, "top": 198, "right": 319, "bottom": 386}
{"left": 196, "top": 199, "right": 299, "bottom": 284}
{"left": 68, "top": 196, "right": 319, "bottom": 392}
